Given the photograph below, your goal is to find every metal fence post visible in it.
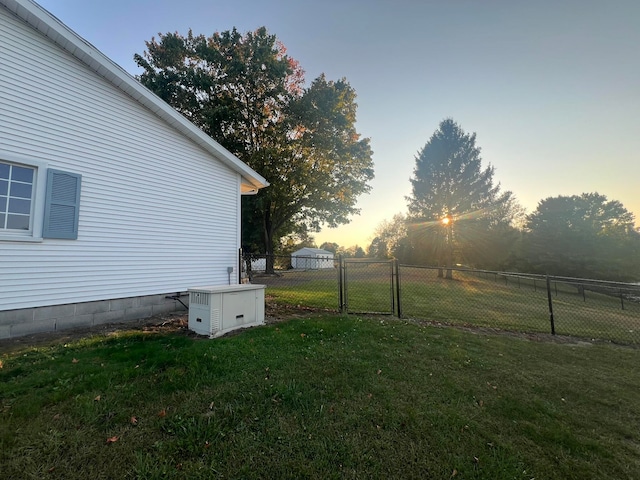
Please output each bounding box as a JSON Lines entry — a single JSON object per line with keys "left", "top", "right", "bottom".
{"left": 395, "top": 259, "right": 402, "bottom": 318}
{"left": 338, "top": 254, "right": 344, "bottom": 314}
{"left": 546, "top": 275, "right": 555, "bottom": 335}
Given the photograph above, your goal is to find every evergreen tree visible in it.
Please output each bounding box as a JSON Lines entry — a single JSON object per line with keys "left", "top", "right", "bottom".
{"left": 406, "top": 119, "right": 520, "bottom": 274}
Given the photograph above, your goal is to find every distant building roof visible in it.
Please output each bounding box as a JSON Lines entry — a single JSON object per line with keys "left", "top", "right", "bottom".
{"left": 292, "top": 248, "right": 333, "bottom": 256}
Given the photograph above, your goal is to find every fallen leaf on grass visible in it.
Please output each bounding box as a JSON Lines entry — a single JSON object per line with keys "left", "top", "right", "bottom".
{"left": 72, "top": 358, "right": 79, "bottom": 364}
{"left": 106, "top": 436, "right": 118, "bottom": 444}
{"left": 450, "top": 468, "right": 458, "bottom": 477}
{"left": 130, "top": 416, "right": 138, "bottom": 425}
{"left": 0, "top": 360, "right": 3, "bottom": 369}
{"left": 377, "top": 369, "right": 382, "bottom": 375}
{"left": 94, "top": 395, "right": 101, "bottom": 402}
{"left": 158, "top": 409, "right": 167, "bottom": 418}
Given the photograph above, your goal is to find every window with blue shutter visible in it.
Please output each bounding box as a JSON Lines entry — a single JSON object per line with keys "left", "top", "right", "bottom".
{"left": 43, "top": 169, "right": 82, "bottom": 239}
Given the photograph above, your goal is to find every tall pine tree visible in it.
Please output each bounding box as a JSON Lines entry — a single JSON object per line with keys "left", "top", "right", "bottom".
{"left": 406, "top": 119, "right": 520, "bottom": 273}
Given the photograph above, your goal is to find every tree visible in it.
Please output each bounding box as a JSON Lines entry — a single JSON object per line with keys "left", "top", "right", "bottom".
{"left": 134, "top": 28, "right": 373, "bottom": 270}
{"left": 338, "top": 245, "right": 365, "bottom": 258}
{"left": 405, "top": 119, "right": 521, "bottom": 275}
{"left": 319, "top": 242, "right": 339, "bottom": 254}
{"left": 367, "top": 237, "right": 388, "bottom": 259}
{"left": 370, "top": 213, "right": 410, "bottom": 260}
{"left": 522, "top": 193, "right": 639, "bottom": 280}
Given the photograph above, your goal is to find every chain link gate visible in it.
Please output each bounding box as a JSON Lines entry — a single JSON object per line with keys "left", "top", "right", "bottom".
{"left": 339, "top": 258, "right": 400, "bottom": 315}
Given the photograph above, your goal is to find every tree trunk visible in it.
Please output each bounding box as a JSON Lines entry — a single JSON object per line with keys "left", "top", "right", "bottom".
{"left": 445, "top": 224, "right": 454, "bottom": 280}
{"left": 262, "top": 202, "right": 276, "bottom": 274}
{"left": 264, "top": 234, "right": 275, "bottom": 274}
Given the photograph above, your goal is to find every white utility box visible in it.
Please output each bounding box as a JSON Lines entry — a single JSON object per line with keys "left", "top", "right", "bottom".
{"left": 188, "top": 284, "right": 266, "bottom": 338}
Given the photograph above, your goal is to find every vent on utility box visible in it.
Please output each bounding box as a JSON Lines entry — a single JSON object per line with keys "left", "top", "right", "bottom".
{"left": 190, "top": 292, "right": 210, "bottom": 305}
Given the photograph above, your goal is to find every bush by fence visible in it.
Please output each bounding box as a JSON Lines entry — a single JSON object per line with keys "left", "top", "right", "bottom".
{"left": 242, "top": 254, "right": 640, "bottom": 344}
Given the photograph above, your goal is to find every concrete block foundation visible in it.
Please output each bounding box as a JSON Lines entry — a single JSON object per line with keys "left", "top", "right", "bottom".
{"left": 0, "top": 293, "right": 189, "bottom": 339}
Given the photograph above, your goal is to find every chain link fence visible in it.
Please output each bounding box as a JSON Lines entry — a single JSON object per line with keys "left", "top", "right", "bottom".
{"left": 242, "top": 254, "right": 640, "bottom": 344}
{"left": 399, "top": 267, "right": 640, "bottom": 344}
{"left": 242, "top": 254, "right": 340, "bottom": 311}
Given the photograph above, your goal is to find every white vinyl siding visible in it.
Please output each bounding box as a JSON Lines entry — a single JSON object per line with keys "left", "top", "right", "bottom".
{"left": 0, "top": 8, "right": 242, "bottom": 310}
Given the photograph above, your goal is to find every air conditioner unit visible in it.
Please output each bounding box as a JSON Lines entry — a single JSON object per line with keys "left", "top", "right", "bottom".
{"left": 188, "top": 284, "right": 266, "bottom": 338}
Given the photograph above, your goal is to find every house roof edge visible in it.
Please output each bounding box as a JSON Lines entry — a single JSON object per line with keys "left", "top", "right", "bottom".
{"left": 0, "top": 0, "right": 268, "bottom": 191}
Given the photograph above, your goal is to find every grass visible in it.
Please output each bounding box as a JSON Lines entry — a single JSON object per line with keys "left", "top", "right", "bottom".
{"left": 259, "top": 266, "right": 640, "bottom": 344}
{"left": 2, "top": 316, "right": 640, "bottom": 479}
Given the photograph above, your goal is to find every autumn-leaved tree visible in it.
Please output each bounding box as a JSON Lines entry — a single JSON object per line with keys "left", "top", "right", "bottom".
{"left": 134, "top": 28, "right": 373, "bottom": 270}
{"left": 406, "top": 119, "right": 522, "bottom": 274}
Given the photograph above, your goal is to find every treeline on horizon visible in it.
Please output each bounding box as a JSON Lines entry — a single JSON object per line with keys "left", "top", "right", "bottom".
{"left": 313, "top": 120, "right": 640, "bottom": 283}
{"left": 133, "top": 27, "right": 638, "bottom": 282}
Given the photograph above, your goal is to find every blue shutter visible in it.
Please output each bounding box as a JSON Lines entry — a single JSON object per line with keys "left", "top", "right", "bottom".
{"left": 43, "top": 169, "right": 82, "bottom": 239}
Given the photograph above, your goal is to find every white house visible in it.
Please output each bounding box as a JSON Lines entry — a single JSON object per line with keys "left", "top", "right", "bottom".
{"left": 0, "top": 0, "right": 268, "bottom": 338}
{"left": 291, "top": 248, "right": 335, "bottom": 270}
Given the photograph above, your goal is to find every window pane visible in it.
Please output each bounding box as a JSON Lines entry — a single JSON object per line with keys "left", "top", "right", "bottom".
{"left": 8, "top": 198, "right": 31, "bottom": 214}
{"left": 11, "top": 166, "right": 34, "bottom": 183}
{"left": 0, "top": 163, "right": 8, "bottom": 179}
{"left": 7, "top": 214, "right": 29, "bottom": 230}
{"left": 0, "top": 213, "right": 4, "bottom": 228}
{"left": 0, "top": 196, "right": 6, "bottom": 212}
{"left": 0, "top": 180, "right": 7, "bottom": 196}
{"left": 10, "top": 182, "right": 32, "bottom": 199}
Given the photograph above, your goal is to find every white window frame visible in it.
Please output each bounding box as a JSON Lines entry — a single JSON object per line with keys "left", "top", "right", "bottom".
{"left": 0, "top": 153, "right": 47, "bottom": 242}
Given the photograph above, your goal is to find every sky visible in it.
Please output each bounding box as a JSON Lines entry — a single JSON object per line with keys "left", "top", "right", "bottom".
{"left": 36, "top": 0, "right": 640, "bottom": 249}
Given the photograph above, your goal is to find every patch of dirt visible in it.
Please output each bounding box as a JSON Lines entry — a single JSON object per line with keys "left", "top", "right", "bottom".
{"left": 0, "top": 312, "right": 190, "bottom": 355}
{"left": 0, "top": 303, "right": 336, "bottom": 355}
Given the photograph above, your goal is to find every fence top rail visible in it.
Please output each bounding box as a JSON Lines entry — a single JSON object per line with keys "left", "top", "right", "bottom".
{"left": 548, "top": 275, "right": 640, "bottom": 289}
{"left": 344, "top": 259, "right": 394, "bottom": 265}
{"left": 397, "top": 264, "right": 547, "bottom": 279}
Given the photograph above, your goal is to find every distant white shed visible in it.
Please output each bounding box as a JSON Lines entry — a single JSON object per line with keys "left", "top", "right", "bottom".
{"left": 291, "top": 248, "right": 334, "bottom": 270}
{"left": 250, "top": 258, "right": 266, "bottom": 271}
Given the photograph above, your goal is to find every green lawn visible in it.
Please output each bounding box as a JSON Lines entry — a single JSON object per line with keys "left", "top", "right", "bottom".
{"left": 259, "top": 266, "right": 640, "bottom": 344}
{"left": 2, "top": 316, "right": 640, "bottom": 479}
